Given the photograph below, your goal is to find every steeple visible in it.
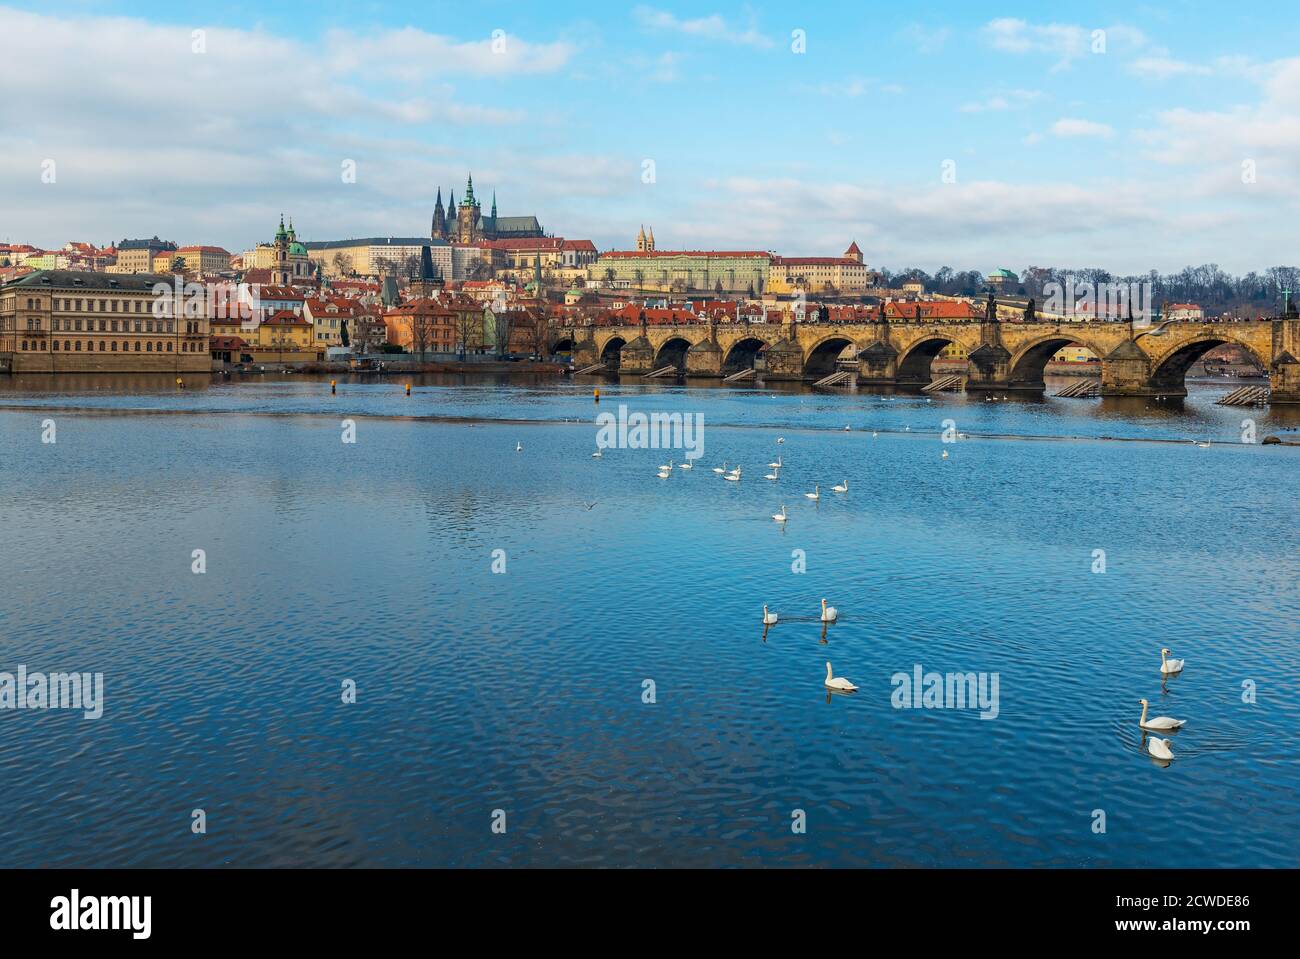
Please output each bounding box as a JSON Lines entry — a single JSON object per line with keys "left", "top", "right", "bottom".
{"left": 432, "top": 188, "right": 447, "bottom": 239}
{"left": 647, "top": 226, "right": 655, "bottom": 251}
{"left": 464, "top": 174, "right": 476, "bottom": 206}
{"left": 491, "top": 190, "right": 497, "bottom": 221}
{"left": 637, "top": 224, "right": 646, "bottom": 251}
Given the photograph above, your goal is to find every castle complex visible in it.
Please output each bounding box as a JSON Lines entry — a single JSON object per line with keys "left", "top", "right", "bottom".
{"left": 429, "top": 175, "right": 545, "bottom": 245}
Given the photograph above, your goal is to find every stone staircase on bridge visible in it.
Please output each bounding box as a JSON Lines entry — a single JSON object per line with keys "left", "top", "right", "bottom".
{"left": 922, "top": 374, "right": 965, "bottom": 393}
{"left": 723, "top": 368, "right": 756, "bottom": 383}
{"left": 813, "top": 369, "right": 854, "bottom": 388}
{"left": 644, "top": 365, "right": 680, "bottom": 379}
{"left": 574, "top": 363, "right": 606, "bottom": 375}
{"left": 1216, "top": 385, "right": 1270, "bottom": 406}
{"left": 1053, "top": 379, "right": 1102, "bottom": 398}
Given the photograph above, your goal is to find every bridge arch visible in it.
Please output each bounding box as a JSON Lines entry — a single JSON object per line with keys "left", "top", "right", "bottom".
{"left": 722, "top": 336, "right": 769, "bottom": 373}
{"left": 1148, "top": 334, "right": 1268, "bottom": 392}
{"left": 1007, "top": 334, "right": 1103, "bottom": 388}
{"left": 803, "top": 335, "right": 857, "bottom": 377}
{"left": 599, "top": 335, "right": 626, "bottom": 369}
{"left": 654, "top": 336, "right": 693, "bottom": 371}
{"left": 896, "top": 336, "right": 960, "bottom": 384}
{"left": 550, "top": 336, "right": 575, "bottom": 354}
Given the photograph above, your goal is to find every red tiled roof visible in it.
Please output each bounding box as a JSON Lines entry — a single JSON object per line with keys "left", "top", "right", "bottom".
{"left": 599, "top": 250, "right": 770, "bottom": 259}
{"left": 771, "top": 256, "right": 860, "bottom": 266}
{"left": 263, "top": 310, "right": 310, "bottom": 326}
{"left": 884, "top": 300, "right": 980, "bottom": 320}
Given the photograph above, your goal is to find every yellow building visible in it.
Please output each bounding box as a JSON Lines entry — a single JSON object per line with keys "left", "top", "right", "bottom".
{"left": 174, "top": 245, "right": 232, "bottom": 276}
{"left": 0, "top": 269, "right": 210, "bottom": 372}
{"left": 766, "top": 243, "right": 869, "bottom": 294}
{"left": 108, "top": 237, "right": 178, "bottom": 274}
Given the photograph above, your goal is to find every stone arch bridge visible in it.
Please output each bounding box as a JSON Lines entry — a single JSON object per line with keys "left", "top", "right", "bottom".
{"left": 559, "top": 316, "right": 1300, "bottom": 401}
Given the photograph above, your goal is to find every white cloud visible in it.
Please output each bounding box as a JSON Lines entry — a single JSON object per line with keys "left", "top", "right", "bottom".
{"left": 633, "top": 6, "right": 772, "bottom": 49}
{"left": 983, "top": 18, "right": 1146, "bottom": 70}
{"left": 1129, "top": 56, "right": 1212, "bottom": 79}
{"left": 960, "top": 89, "right": 1044, "bottom": 113}
{"left": 1051, "top": 118, "right": 1115, "bottom": 138}
{"left": 898, "top": 23, "right": 952, "bottom": 55}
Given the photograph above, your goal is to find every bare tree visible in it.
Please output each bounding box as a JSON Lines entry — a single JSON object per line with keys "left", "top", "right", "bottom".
{"left": 491, "top": 308, "right": 515, "bottom": 357}
{"left": 454, "top": 307, "right": 480, "bottom": 360}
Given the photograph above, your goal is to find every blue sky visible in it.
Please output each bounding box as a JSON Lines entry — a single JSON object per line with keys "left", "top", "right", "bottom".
{"left": 1, "top": 2, "right": 1297, "bottom": 274}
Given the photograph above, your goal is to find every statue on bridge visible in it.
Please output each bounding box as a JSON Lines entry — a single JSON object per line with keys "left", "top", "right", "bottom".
{"left": 1023, "top": 297, "right": 1035, "bottom": 323}
{"left": 985, "top": 292, "right": 996, "bottom": 323}
{"left": 639, "top": 309, "right": 648, "bottom": 337}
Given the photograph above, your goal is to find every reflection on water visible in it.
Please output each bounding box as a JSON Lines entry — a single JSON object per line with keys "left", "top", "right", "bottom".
{"left": 0, "top": 382, "right": 1297, "bottom": 868}
{"left": 2, "top": 370, "right": 1299, "bottom": 439}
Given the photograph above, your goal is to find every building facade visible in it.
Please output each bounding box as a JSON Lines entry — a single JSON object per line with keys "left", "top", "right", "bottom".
{"left": 766, "top": 242, "right": 869, "bottom": 294}
{"left": 108, "top": 237, "right": 178, "bottom": 274}
{"left": 0, "top": 270, "right": 210, "bottom": 372}
{"left": 589, "top": 249, "right": 771, "bottom": 295}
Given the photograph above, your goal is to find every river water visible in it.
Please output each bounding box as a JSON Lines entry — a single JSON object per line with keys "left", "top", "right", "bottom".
{"left": 0, "top": 372, "right": 1296, "bottom": 867}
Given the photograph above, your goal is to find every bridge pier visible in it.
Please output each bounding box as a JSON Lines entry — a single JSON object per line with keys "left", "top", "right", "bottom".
{"left": 1270, "top": 319, "right": 1300, "bottom": 403}
{"left": 1100, "top": 338, "right": 1174, "bottom": 396}
{"left": 685, "top": 338, "right": 722, "bottom": 377}
{"left": 572, "top": 330, "right": 598, "bottom": 369}
{"left": 857, "top": 340, "right": 898, "bottom": 384}
{"left": 763, "top": 337, "right": 806, "bottom": 381}
{"left": 619, "top": 335, "right": 655, "bottom": 375}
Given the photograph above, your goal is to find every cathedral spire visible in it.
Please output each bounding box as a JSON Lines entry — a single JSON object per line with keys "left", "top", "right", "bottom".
{"left": 464, "top": 173, "right": 476, "bottom": 206}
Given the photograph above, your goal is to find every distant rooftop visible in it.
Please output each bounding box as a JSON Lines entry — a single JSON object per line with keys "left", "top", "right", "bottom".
{"left": 3, "top": 269, "right": 172, "bottom": 291}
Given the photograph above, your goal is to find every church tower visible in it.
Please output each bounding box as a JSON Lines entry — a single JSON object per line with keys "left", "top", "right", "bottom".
{"left": 647, "top": 226, "right": 655, "bottom": 251}
{"left": 272, "top": 214, "right": 290, "bottom": 287}
{"left": 637, "top": 225, "right": 647, "bottom": 251}
{"left": 431, "top": 189, "right": 447, "bottom": 240}
{"left": 457, "top": 174, "right": 481, "bottom": 244}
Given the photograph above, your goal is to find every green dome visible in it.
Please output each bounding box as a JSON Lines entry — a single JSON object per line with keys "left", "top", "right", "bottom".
{"left": 289, "top": 242, "right": 307, "bottom": 255}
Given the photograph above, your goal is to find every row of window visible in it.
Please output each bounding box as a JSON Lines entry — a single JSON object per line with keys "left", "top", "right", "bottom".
{"left": 43, "top": 317, "right": 179, "bottom": 333}
{"left": 55, "top": 298, "right": 150, "bottom": 313}
{"left": 17, "top": 340, "right": 204, "bottom": 352}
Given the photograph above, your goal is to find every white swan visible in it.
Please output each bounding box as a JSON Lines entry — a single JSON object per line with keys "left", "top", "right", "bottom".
{"left": 1196, "top": 441, "right": 1210, "bottom": 449}
{"left": 764, "top": 469, "right": 779, "bottom": 480}
{"left": 658, "top": 458, "right": 674, "bottom": 471}
{"left": 872, "top": 431, "right": 878, "bottom": 438}
{"left": 805, "top": 484, "right": 820, "bottom": 501}
{"left": 712, "top": 461, "right": 729, "bottom": 474}
{"left": 820, "top": 598, "right": 837, "bottom": 622}
{"left": 656, "top": 469, "right": 670, "bottom": 479}
{"left": 592, "top": 449, "right": 603, "bottom": 458}
{"left": 824, "top": 662, "right": 857, "bottom": 691}
{"left": 762, "top": 605, "right": 778, "bottom": 625}
{"left": 679, "top": 461, "right": 693, "bottom": 470}
{"left": 516, "top": 442, "right": 523, "bottom": 452}
{"left": 768, "top": 456, "right": 782, "bottom": 468}
{"left": 724, "top": 468, "right": 742, "bottom": 482}
{"left": 1148, "top": 737, "right": 1174, "bottom": 761}
{"left": 776, "top": 437, "right": 784, "bottom": 444}
{"left": 942, "top": 449, "right": 949, "bottom": 460}
{"left": 772, "top": 505, "right": 788, "bottom": 523}
{"left": 831, "top": 480, "right": 848, "bottom": 493}
{"left": 1139, "top": 699, "right": 1186, "bottom": 731}
{"left": 1160, "top": 648, "right": 1184, "bottom": 674}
